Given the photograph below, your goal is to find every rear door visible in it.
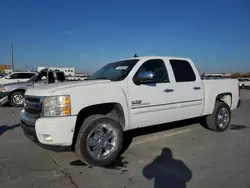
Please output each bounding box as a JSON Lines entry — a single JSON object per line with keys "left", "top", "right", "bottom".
{"left": 169, "top": 59, "right": 204, "bottom": 119}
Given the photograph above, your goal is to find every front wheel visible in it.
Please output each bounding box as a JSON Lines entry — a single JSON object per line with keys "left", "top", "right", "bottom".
{"left": 10, "top": 91, "right": 25, "bottom": 107}
{"left": 204, "top": 101, "right": 231, "bottom": 132}
{"left": 75, "top": 115, "right": 123, "bottom": 166}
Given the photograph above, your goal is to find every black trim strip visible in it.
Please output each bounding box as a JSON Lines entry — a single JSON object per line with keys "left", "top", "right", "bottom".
{"left": 131, "top": 99, "right": 203, "bottom": 109}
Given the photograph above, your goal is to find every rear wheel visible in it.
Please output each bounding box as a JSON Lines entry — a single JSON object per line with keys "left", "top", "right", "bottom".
{"left": 10, "top": 91, "right": 25, "bottom": 107}
{"left": 204, "top": 101, "right": 231, "bottom": 132}
{"left": 75, "top": 114, "right": 123, "bottom": 166}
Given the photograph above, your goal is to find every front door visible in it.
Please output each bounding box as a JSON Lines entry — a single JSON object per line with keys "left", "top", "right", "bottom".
{"left": 127, "top": 58, "right": 179, "bottom": 129}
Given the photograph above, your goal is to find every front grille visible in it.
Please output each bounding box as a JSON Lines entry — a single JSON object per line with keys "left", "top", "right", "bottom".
{"left": 24, "top": 96, "right": 43, "bottom": 115}
{"left": 25, "top": 96, "right": 40, "bottom": 103}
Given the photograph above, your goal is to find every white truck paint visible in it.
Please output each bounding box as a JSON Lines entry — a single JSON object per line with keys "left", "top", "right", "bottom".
{"left": 20, "top": 56, "right": 240, "bottom": 166}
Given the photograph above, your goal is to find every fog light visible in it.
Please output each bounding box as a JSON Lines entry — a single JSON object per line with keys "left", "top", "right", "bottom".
{"left": 43, "top": 134, "right": 52, "bottom": 141}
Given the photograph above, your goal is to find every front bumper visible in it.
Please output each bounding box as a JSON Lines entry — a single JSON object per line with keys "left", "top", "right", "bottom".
{"left": 20, "top": 109, "right": 77, "bottom": 146}
{"left": 0, "top": 91, "right": 10, "bottom": 105}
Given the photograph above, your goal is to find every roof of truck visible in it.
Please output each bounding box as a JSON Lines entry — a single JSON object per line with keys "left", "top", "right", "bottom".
{"left": 120, "top": 56, "right": 191, "bottom": 61}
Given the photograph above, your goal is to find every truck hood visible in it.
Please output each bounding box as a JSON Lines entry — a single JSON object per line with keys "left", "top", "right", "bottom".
{"left": 25, "top": 80, "right": 111, "bottom": 96}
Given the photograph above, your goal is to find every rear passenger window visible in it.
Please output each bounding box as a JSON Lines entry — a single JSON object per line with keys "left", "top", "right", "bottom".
{"left": 19, "top": 73, "right": 34, "bottom": 79}
{"left": 170, "top": 60, "right": 196, "bottom": 82}
{"left": 56, "top": 72, "right": 66, "bottom": 81}
{"left": 134, "top": 59, "right": 169, "bottom": 83}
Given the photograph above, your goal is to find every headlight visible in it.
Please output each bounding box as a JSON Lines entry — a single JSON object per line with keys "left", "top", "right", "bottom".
{"left": 43, "top": 95, "right": 71, "bottom": 117}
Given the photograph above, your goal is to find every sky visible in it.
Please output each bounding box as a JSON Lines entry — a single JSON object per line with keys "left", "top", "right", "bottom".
{"left": 0, "top": 0, "right": 250, "bottom": 73}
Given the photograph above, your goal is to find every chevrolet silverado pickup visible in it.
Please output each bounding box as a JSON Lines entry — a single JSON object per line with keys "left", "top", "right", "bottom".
{"left": 20, "top": 56, "right": 240, "bottom": 166}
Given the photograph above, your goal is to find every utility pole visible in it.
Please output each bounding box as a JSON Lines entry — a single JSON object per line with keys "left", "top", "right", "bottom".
{"left": 11, "top": 44, "right": 14, "bottom": 71}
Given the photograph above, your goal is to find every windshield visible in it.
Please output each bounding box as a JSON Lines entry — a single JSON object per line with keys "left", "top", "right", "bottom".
{"left": 88, "top": 59, "right": 139, "bottom": 81}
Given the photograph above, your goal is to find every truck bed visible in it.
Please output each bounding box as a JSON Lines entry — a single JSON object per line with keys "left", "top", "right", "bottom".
{"left": 201, "top": 79, "right": 239, "bottom": 115}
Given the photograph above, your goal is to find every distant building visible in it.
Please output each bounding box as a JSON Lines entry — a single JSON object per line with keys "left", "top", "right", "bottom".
{"left": 37, "top": 66, "right": 75, "bottom": 76}
{"left": 0, "top": 64, "right": 11, "bottom": 73}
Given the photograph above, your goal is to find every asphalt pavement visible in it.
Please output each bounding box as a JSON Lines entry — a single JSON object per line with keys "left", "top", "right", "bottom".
{"left": 0, "top": 89, "right": 250, "bottom": 188}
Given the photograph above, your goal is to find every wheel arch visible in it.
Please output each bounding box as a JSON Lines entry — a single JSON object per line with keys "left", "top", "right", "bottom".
{"left": 71, "top": 102, "right": 126, "bottom": 150}
{"left": 8, "top": 89, "right": 26, "bottom": 101}
{"left": 215, "top": 93, "right": 232, "bottom": 108}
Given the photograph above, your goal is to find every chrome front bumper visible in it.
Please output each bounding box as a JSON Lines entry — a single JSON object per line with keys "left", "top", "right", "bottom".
{"left": 20, "top": 109, "right": 39, "bottom": 141}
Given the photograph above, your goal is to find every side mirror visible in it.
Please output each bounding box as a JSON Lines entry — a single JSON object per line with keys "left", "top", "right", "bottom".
{"left": 136, "top": 71, "right": 155, "bottom": 84}
{"left": 41, "top": 76, "right": 47, "bottom": 80}
{"left": 5, "top": 76, "right": 10, "bottom": 79}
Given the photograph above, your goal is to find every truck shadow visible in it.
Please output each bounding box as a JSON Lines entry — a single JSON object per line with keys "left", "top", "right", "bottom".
{"left": 121, "top": 118, "right": 201, "bottom": 156}
{"left": 0, "top": 124, "right": 20, "bottom": 136}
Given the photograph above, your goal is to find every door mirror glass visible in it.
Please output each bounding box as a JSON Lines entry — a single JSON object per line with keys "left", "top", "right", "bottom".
{"left": 137, "top": 71, "right": 155, "bottom": 83}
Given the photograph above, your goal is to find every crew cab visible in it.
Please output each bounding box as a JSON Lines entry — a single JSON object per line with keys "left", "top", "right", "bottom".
{"left": 0, "top": 69, "right": 66, "bottom": 107}
{"left": 20, "top": 56, "right": 240, "bottom": 166}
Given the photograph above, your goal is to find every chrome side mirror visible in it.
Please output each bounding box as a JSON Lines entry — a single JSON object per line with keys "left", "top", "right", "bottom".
{"left": 137, "top": 71, "right": 155, "bottom": 83}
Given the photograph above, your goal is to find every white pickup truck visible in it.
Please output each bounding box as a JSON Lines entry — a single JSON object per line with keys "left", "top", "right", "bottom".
{"left": 238, "top": 78, "right": 250, "bottom": 89}
{"left": 20, "top": 56, "right": 240, "bottom": 166}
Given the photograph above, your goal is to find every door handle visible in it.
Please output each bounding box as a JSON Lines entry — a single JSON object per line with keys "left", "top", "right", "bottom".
{"left": 164, "top": 89, "right": 174, "bottom": 92}
{"left": 193, "top": 87, "right": 201, "bottom": 90}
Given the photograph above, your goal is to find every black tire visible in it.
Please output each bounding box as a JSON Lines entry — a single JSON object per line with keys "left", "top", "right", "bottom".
{"left": 205, "top": 101, "right": 231, "bottom": 132}
{"left": 241, "top": 84, "right": 245, "bottom": 89}
{"left": 75, "top": 114, "right": 123, "bottom": 166}
{"left": 10, "top": 91, "right": 25, "bottom": 107}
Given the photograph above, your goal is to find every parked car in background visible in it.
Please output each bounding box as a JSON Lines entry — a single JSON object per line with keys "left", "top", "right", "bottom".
{"left": 21, "top": 56, "right": 240, "bottom": 167}
{"left": 0, "top": 69, "right": 66, "bottom": 107}
{"left": 77, "top": 76, "right": 87, "bottom": 81}
{"left": 238, "top": 78, "right": 250, "bottom": 89}
{"left": 0, "top": 72, "right": 36, "bottom": 85}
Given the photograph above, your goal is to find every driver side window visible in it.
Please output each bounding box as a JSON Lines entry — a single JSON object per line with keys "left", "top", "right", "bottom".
{"left": 133, "top": 59, "right": 169, "bottom": 84}
{"left": 36, "top": 72, "right": 47, "bottom": 82}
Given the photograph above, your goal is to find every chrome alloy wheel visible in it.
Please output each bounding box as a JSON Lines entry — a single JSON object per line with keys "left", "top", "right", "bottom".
{"left": 86, "top": 123, "right": 118, "bottom": 160}
{"left": 217, "top": 107, "right": 230, "bottom": 129}
{"left": 13, "top": 94, "right": 24, "bottom": 105}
